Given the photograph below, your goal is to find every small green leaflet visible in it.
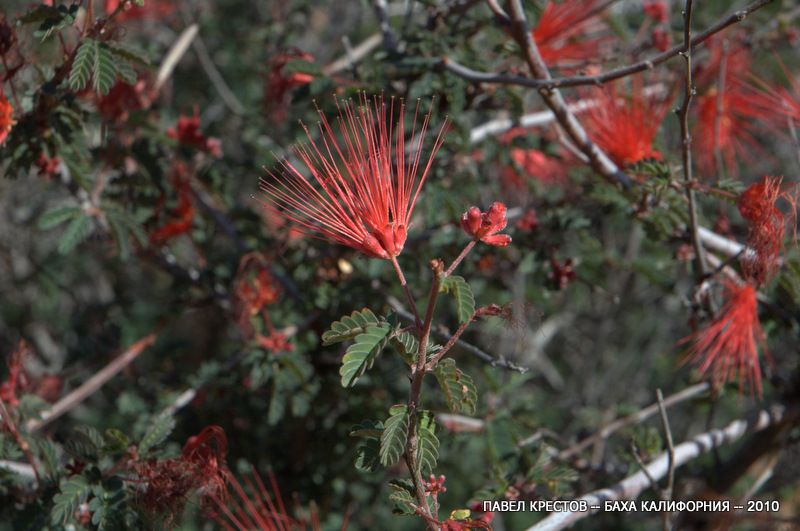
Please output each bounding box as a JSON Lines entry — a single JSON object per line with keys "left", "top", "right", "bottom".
{"left": 417, "top": 411, "right": 439, "bottom": 475}
{"left": 433, "top": 358, "right": 478, "bottom": 415}
{"left": 388, "top": 479, "right": 416, "bottom": 515}
{"left": 380, "top": 405, "right": 408, "bottom": 467}
{"left": 322, "top": 308, "right": 380, "bottom": 345}
{"left": 51, "top": 476, "right": 91, "bottom": 525}
{"left": 339, "top": 323, "right": 391, "bottom": 387}
{"left": 440, "top": 275, "right": 476, "bottom": 324}
{"left": 138, "top": 414, "right": 175, "bottom": 455}
{"left": 69, "top": 39, "right": 141, "bottom": 95}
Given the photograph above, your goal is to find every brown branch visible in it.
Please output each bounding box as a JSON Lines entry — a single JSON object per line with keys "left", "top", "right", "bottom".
{"left": 677, "top": 0, "right": 708, "bottom": 280}
{"left": 403, "top": 259, "right": 444, "bottom": 529}
{"left": 443, "top": 0, "right": 775, "bottom": 90}
{"left": 0, "top": 398, "right": 40, "bottom": 486}
{"left": 26, "top": 334, "right": 157, "bottom": 433}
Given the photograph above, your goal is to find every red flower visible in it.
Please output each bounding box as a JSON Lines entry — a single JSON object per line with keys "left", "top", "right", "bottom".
{"left": 505, "top": 148, "right": 568, "bottom": 188}
{"left": 693, "top": 89, "right": 760, "bottom": 178}
{"left": 461, "top": 202, "right": 512, "bottom": 247}
{"left": 0, "top": 90, "right": 14, "bottom": 146}
{"left": 167, "top": 111, "right": 222, "bottom": 157}
{"left": 579, "top": 80, "right": 668, "bottom": 168}
{"left": 105, "top": 0, "right": 175, "bottom": 22}
{"left": 643, "top": 1, "right": 669, "bottom": 23}
{"left": 651, "top": 27, "right": 671, "bottom": 52}
{"left": 256, "top": 331, "right": 293, "bottom": 354}
{"left": 149, "top": 162, "right": 195, "bottom": 247}
{"left": 234, "top": 254, "right": 281, "bottom": 320}
{"left": 134, "top": 426, "right": 229, "bottom": 524}
{"left": 97, "top": 80, "right": 151, "bottom": 123}
{"left": 516, "top": 208, "right": 539, "bottom": 232}
{"left": 35, "top": 153, "right": 61, "bottom": 179}
{"left": 264, "top": 50, "right": 315, "bottom": 124}
{"left": 260, "top": 95, "right": 447, "bottom": 260}
{"left": 741, "top": 59, "right": 800, "bottom": 129}
{"left": 0, "top": 340, "right": 31, "bottom": 407}
{"left": 532, "top": 0, "right": 611, "bottom": 66}
{"left": 738, "top": 177, "right": 792, "bottom": 285}
{"left": 424, "top": 474, "right": 447, "bottom": 497}
{"left": 684, "top": 281, "right": 770, "bottom": 396}
{"left": 549, "top": 256, "right": 576, "bottom": 289}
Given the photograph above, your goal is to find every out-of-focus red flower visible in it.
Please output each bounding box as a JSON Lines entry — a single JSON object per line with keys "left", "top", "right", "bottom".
{"left": 741, "top": 60, "right": 800, "bottom": 129}
{"left": 693, "top": 89, "right": 760, "bottom": 178}
{"left": 261, "top": 95, "right": 447, "bottom": 260}
{"left": 0, "top": 90, "right": 15, "bottom": 146}
{"left": 0, "top": 340, "right": 31, "bottom": 407}
{"left": 35, "top": 153, "right": 61, "bottom": 179}
{"left": 532, "top": 0, "right": 611, "bottom": 66}
{"left": 97, "top": 80, "right": 151, "bottom": 123}
{"left": 134, "top": 426, "right": 229, "bottom": 524}
{"left": 505, "top": 148, "right": 569, "bottom": 188}
{"left": 684, "top": 281, "right": 770, "bottom": 396}
{"left": 264, "top": 50, "right": 315, "bottom": 124}
{"left": 549, "top": 256, "right": 576, "bottom": 290}
{"left": 149, "top": 162, "right": 195, "bottom": 247}
{"left": 461, "top": 202, "right": 512, "bottom": 247}
{"left": 105, "top": 0, "right": 175, "bottom": 22}
{"left": 580, "top": 80, "right": 669, "bottom": 168}
{"left": 738, "top": 177, "right": 793, "bottom": 285}
{"left": 516, "top": 208, "right": 539, "bottom": 232}
{"left": 256, "top": 331, "right": 293, "bottom": 354}
{"left": 651, "top": 27, "right": 671, "bottom": 52}
{"left": 234, "top": 253, "right": 281, "bottom": 321}
{"left": 167, "top": 111, "right": 222, "bottom": 157}
{"left": 643, "top": 1, "right": 669, "bottom": 23}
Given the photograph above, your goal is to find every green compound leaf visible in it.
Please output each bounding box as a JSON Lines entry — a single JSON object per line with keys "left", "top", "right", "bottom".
{"left": 51, "top": 475, "right": 91, "bottom": 525}
{"left": 417, "top": 411, "right": 439, "bottom": 476}
{"left": 69, "top": 39, "right": 96, "bottom": 92}
{"left": 93, "top": 43, "right": 118, "bottom": 95}
{"left": 39, "top": 205, "right": 81, "bottom": 230}
{"left": 434, "top": 358, "right": 478, "bottom": 415}
{"left": 390, "top": 329, "right": 419, "bottom": 366}
{"left": 380, "top": 405, "right": 409, "bottom": 467}
{"left": 58, "top": 215, "right": 92, "bottom": 255}
{"left": 323, "top": 308, "right": 381, "bottom": 345}
{"left": 440, "top": 275, "right": 475, "bottom": 324}
{"left": 388, "top": 479, "right": 416, "bottom": 515}
{"left": 339, "top": 322, "right": 391, "bottom": 387}
{"left": 138, "top": 414, "right": 175, "bottom": 455}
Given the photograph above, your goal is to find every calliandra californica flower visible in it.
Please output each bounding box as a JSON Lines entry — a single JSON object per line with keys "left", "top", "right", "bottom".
{"left": 579, "top": 80, "right": 668, "bottom": 168}
{"left": 461, "top": 202, "right": 512, "bottom": 247}
{"left": 0, "top": 90, "right": 14, "bottom": 146}
{"left": 260, "top": 95, "right": 447, "bottom": 260}
{"left": 504, "top": 148, "right": 568, "bottom": 188}
{"left": 684, "top": 280, "right": 770, "bottom": 396}
{"left": 738, "top": 176, "right": 789, "bottom": 285}
{"left": 532, "top": 0, "right": 610, "bottom": 66}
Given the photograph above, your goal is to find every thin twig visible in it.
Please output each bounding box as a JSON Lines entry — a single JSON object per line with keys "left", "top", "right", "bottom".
{"left": 444, "top": 240, "right": 476, "bottom": 277}
{"left": 373, "top": 0, "right": 400, "bottom": 53}
{"left": 558, "top": 382, "right": 710, "bottom": 461}
{"left": 526, "top": 404, "right": 799, "bottom": 531}
{"left": 656, "top": 389, "right": 676, "bottom": 531}
{"left": 26, "top": 334, "right": 157, "bottom": 432}
{"left": 391, "top": 255, "right": 422, "bottom": 329}
{"left": 677, "top": 0, "right": 708, "bottom": 279}
{"left": 0, "top": 398, "right": 40, "bottom": 486}
{"left": 404, "top": 259, "right": 445, "bottom": 529}
{"left": 155, "top": 24, "right": 199, "bottom": 92}
{"left": 630, "top": 441, "right": 659, "bottom": 492}
{"left": 387, "top": 296, "right": 529, "bottom": 372}
{"left": 443, "top": 0, "right": 775, "bottom": 91}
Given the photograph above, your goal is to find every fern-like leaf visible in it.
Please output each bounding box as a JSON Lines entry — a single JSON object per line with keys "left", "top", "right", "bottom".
{"left": 440, "top": 275, "right": 476, "bottom": 324}
{"left": 380, "top": 405, "right": 408, "bottom": 467}
{"left": 434, "top": 358, "right": 478, "bottom": 415}
{"left": 339, "top": 323, "right": 391, "bottom": 387}
{"left": 322, "top": 308, "right": 380, "bottom": 345}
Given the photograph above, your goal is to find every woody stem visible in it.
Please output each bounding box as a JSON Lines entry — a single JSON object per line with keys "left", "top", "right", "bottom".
{"left": 445, "top": 240, "right": 476, "bottom": 277}
{"left": 391, "top": 255, "right": 422, "bottom": 330}
{"left": 404, "top": 259, "right": 444, "bottom": 530}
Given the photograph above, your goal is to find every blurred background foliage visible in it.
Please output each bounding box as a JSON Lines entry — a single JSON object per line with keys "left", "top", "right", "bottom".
{"left": 1, "top": 0, "right": 800, "bottom": 529}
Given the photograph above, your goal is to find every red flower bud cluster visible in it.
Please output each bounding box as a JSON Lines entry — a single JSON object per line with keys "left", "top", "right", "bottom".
{"left": 167, "top": 111, "right": 222, "bottom": 157}
{"left": 461, "top": 202, "right": 512, "bottom": 247}
{"left": 643, "top": 1, "right": 668, "bottom": 23}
